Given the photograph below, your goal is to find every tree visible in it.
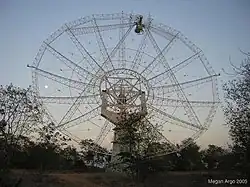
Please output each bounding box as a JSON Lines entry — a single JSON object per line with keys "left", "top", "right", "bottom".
{"left": 223, "top": 50, "right": 250, "bottom": 178}
{"left": 60, "top": 145, "right": 87, "bottom": 171}
{"left": 173, "top": 138, "right": 203, "bottom": 171}
{"left": 115, "top": 113, "right": 170, "bottom": 181}
{"left": 201, "top": 144, "right": 225, "bottom": 170}
{"left": 80, "top": 139, "right": 110, "bottom": 168}
{"left": 0, "top": 84, "right": 42, "bottom": 169}
{"left": 29, "top": 122, "right": 71, "bottom": 170}
{"left": 217, "top": 147, "right": 236, "bottom": 170}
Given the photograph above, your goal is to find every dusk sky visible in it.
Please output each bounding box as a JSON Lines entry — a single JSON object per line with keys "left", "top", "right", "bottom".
{"left": 1, "top": 0, "right": 250, "bottom": 148}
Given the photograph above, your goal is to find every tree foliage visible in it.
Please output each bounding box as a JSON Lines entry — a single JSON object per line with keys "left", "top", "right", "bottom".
{"left": 201, "top": 144, "right": 226, "bottom": 170}
{"left": 0, "top": 84, "right": 42, "bottom": 169}
{"left": 173, "top": 138, "right": 203, "bottom": 171}
{"left": 223, "top": 51, "right": 250, "bottom": 178}
{"left": 80, "top": 139, "right": 110, "bottom": 167}
{"left": 115, "top": 113, "right": 174, "bottom": 180}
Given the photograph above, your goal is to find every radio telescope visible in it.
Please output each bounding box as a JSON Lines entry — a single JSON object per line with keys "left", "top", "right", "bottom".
{"left": 28, "top": 12, "right": 220, "bottom": 160}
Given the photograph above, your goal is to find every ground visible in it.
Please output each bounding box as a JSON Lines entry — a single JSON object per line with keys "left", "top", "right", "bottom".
{"left": 3, "top": 170, "right": 248, "bottom": 187}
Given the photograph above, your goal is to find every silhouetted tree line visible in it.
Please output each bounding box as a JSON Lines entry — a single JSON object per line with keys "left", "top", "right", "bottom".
{"left": 0, "top": 51, "right": 249, "bottom": 184}
{"left": 0, "top": 125, "right": 95, "bottom": 172}
{"left": 0, "top": 130, "right": 240, "bottom": 172}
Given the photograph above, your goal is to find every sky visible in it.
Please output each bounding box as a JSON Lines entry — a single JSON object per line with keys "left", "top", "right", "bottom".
{"left": 0, "top": 0, "right": 250, "bottom": 149}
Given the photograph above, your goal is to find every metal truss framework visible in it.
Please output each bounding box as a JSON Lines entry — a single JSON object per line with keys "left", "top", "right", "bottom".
{"left": 28, "top": 12, "right": 220, "bottom": 157}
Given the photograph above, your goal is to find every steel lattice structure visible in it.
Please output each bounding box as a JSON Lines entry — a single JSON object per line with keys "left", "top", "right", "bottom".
{"left": 28, "top": 12, "right": 220, "bottom": 158}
